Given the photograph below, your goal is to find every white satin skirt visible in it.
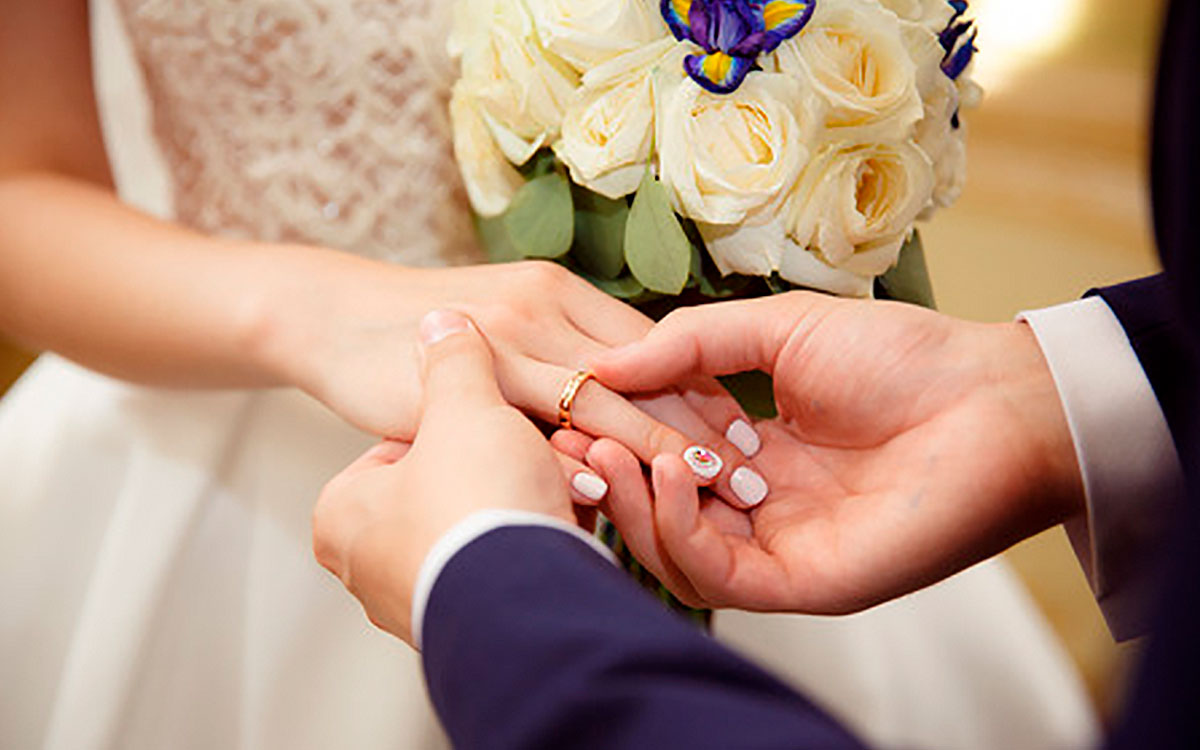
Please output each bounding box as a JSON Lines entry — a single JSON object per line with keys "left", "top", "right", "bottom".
{"left": 0, "top": 355, "right": 1099, "bottom": 749}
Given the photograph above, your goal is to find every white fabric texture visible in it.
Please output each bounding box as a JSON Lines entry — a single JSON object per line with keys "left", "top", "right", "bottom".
{"left": 0, "top": 1, "right": 1097, "bottom": 749}
{"left": 1021, "top": 298, "right": 1186, "bottom": 640}
{"left": 111, "top": 0, "right": 483, "bottom": 268}
{"left": 411, "top": 511, "right": 617, "bottom": 649}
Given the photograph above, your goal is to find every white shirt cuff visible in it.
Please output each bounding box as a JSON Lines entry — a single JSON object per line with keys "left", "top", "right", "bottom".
{"left": 410, "top": 510, "right": 617, "bottom": 650}
{"left": 1020, "top": 297, "right": 1186, "bottom": 640}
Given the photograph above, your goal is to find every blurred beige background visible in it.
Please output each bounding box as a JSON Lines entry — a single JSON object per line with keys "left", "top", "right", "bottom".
{"left": 0, "top": 0, "right": 1168, "bottom": 723}
{"left": 921, "top": 0, "right": 1165, "bottom": 721}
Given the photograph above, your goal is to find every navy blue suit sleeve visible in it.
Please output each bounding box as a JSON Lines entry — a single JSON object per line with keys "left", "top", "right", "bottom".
{"left": 1089, "top": 274, "right": 1199, "bottom": 460}
{"left": 1104, "top": 3, "right": 1200, "bottom": 746}
{"left": 421, "top": 525, "right": 866, "bottom": 750}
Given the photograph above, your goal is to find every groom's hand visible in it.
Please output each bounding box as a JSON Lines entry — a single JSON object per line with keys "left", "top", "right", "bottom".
{"left": 587, "top": 293, "right": 1084, "bottom": 614}
{"left": 313, "top": 310, "right": 584, "bottom": 645}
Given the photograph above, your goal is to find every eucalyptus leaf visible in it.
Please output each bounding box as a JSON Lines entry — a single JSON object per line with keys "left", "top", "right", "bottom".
{"left": 520, "top": 149, "right": 559, "bottom": 179}
{"left": 474, "top": 212, "right": 521, "bottom": 263}
{"left": 877, "top": 231, "right": 937, "bottom": 309}
{"left": 504, "top": 172, "right": 574, "bottom": 259}
{"left": 587, "top": 273, "right": 645, "bottom": 299}
{"left": 573, "top": 188, "right": 629, "bottom": 280}
{"left": 765, "top": 273, "right": 791, "bottom": 295}
{"left": 697, "top": 271, "right": 748, "bottom": 298}
{"left": 689, "top": 241, "right": 704, "bottom": 280}
{"left": 624, "top": 172, "right": 691, "bottom": 294}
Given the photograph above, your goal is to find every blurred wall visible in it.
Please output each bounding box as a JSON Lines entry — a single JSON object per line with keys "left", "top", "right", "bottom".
{"left": 922, "top": 0, "right": 1166, "bottom": 720}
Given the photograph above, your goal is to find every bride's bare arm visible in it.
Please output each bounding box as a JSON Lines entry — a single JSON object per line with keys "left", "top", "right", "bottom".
{"left": 0, "top": 1, "right": 769, "bottom": 507}
{"left": 0, "top": 0, "right": 290, "bottom": 387}
{"left": 0, "top": 173, "right": 315, "bottom": 387}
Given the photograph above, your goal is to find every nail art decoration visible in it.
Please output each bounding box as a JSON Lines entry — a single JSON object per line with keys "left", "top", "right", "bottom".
{"left": 683, "top": 445, "right": 724, "bottom": 480}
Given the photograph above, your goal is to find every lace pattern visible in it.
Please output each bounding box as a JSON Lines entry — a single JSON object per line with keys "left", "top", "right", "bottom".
{"left": 114, "top": 0, "right": 483, "bottom": 268}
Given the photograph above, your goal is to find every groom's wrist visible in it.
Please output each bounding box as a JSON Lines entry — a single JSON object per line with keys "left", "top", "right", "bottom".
{"left": 993, "top": 321, "right": 1087, "bottom": 527}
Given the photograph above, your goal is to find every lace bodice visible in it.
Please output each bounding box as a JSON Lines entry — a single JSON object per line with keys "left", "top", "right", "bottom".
{"left": 114, "top": 0, "right": 483, "bottom": 267}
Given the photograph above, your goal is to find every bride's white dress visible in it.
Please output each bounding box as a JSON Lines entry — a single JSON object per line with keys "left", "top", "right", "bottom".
{"left": 0, "top": 1, "right": 1098, "bottom": 748}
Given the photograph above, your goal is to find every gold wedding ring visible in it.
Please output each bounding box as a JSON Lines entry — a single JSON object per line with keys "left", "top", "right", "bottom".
{"left": 557, "top": 370, "right": 597, "bottom": 430}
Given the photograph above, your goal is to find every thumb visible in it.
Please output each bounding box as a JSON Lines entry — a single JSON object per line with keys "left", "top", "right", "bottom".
{"left": 590, "top": 295, "right": 806, "bottom": 393}
{"left": 419, "top": 309, "right": 504, "bottom": 417}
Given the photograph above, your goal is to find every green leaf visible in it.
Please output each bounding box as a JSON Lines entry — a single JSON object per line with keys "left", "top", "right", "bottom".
{"left": 504, "top": 172, "right": 574, "bottom": 259}
{"left": 474, "top": 212, "right": 521, "bottom": 263}
{"left": 572, "top": 188, "right": 629, "bottom": 280}
{"left": 877, "top": 231, "right": 937, "bottom": 309}
{"left": 697, "top": 271, "right": 748, "bottom": 299}
{"left": 624, "top": 172, "right": 691, "bottom": 294}
{"left": 519, "top": 149, "right": 559, "bottom": 179}
{"left": 764, "top": 273, "right": 791, "bottom": 295}
{"left": 586, "top": 273, "right": 646, "bottom": 300}
{"left": 688, "top": 240, "right": 704, "bottom": 279}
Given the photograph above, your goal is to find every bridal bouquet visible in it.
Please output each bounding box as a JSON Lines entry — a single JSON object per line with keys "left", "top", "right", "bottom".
{"left": 448, "top": 0, "right": 980, "bottom": 306}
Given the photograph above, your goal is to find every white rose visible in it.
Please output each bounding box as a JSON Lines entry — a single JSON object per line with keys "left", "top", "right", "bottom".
{"left": 449, "top": 83, "right": 525, "bottom": 217}
{"left": 913, "top": 70, "right": 966, "bottom": 212}
{"left": 657, "top": 72, "right": 820, "bottom": 226}
{"left": 773, "top": 0, "right": 923, "bottom": 138}
{"left": 527, "top": 0, "right": 667, "bottom": 74}
{"left": 898, "top": 17, "right": 964, "bottom": 212}
{"left": 700, "top": 217, "right": 875, "bottom": 296}
{"left": 554, "top": 39, "right": 681, "bottom": 198}
{"left": 787, "top": 139, "right": 934, "bottom": 276}
{"left": 899, "top": 18, "right": 982, "bottom": 214}
{"left": 876, "top": 0, "right": 955, "bottom": 28}
{"left": 458, "top": 0, "right": 579, "bottom": 166}
{"left": 448, "top": 0, "right": 494, "bottom": 60}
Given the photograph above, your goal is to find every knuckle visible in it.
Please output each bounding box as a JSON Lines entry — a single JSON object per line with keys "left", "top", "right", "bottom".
{"left": 312, "top": 536, "right": 338, "bottom": 575}
{"left": 363, "top": 606, "right": 397, "bottom": 636}
{"left": 310, "top": 521, "right": 338, "bottom": 575}
{"left": 314, "top": 482, "right": 340, "bottom": 516}
{"left": 517, "top": 260, "right": 567, "bottom": 289}
{"left": 475, "top": 303, "right": 526, "bottom": 339}
{"left": 365, "top": 610, "right": 384, "bottom": 630}
{"left": 310, "top": 493, "right": 338, "bottom": 555}
{"left": 642, "top": 418, "right": 683, "bottom": 456}
{"left": 658, "top": 307, "right": 697, "bottom": 332}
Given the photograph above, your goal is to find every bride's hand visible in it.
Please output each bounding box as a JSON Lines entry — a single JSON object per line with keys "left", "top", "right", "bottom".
{"left": 258, "top": 250, "right": 768, "bottom": 509}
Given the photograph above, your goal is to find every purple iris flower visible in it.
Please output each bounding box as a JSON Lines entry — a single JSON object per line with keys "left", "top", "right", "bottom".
{"left": 661, "top": 0, "right": 816, "bottom": 95}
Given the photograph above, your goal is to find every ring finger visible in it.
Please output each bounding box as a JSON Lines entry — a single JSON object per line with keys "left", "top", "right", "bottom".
{"left": 500, "top": 356, "right": 768, "bottom": 510}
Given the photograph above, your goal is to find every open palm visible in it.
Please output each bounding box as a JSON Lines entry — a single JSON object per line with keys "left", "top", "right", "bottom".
{"left": 590, "top": 293, "right": 1082, "bottom": 614}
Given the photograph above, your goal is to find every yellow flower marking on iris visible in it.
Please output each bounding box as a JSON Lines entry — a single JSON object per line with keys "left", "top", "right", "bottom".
{"left": 764, "top": 1, "right": 809, "bottom": 32}
{"left": 702, "top": 51, "right": 734, "bottom": 86}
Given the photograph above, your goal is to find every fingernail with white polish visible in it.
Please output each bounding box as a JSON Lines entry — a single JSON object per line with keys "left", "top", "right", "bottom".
{"left": 571, "top": 472, "right": 609, "bottom": 502}
{"left": 726, "top": 419, "right": 761, "bottom": 458}
{"left": 731, "top": 467, "right": 769, "bottom": 508}
{"left": 419, "top": 310, "right": 472, "bottom": 345}
{"left": 683, "top": 446, "right": 724, "bottom": 481}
